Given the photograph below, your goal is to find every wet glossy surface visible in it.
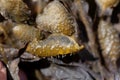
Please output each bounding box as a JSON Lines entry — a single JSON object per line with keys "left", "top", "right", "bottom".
{"left": 13, "top": 24, "right": 43, "bottom": 43}
{"left": 26, "top": 34, "right": 84, "bottom": 57}
{"left": 36, "top": 0, "right": 75, "bottom": 36}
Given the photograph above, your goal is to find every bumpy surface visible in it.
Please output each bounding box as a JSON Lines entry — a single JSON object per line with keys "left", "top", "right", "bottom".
{"left": 98, "top": 20, "right": 120, "bottom": 71}
{"left": 36, "top": 0, "right": 76, "bottom": 36}
{"left": 0, "top": 0, "right": 30, "bottom": 22}
{"left": 26, "top": 34, "right": 84, "bottom": 57}
{"left": 13, "top": 24, "right": 43, "bottom": 42}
